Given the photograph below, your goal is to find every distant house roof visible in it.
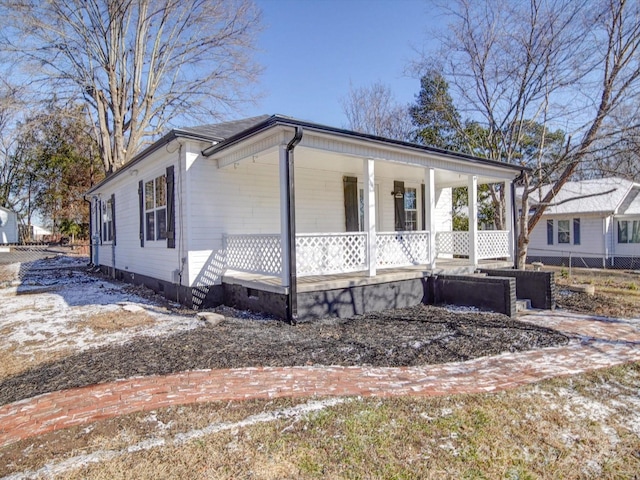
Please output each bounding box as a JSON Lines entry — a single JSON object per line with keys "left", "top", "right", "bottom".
{"left": 0, "top": 205, "right": 16, "bottom": 214}
{"left": 524, "top": 177, "right": 639, "bottom": 215}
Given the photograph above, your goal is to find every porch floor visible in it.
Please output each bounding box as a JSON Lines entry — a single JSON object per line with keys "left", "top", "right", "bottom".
{"left": 222, "top": 258, "right": 513, "bottom": 294}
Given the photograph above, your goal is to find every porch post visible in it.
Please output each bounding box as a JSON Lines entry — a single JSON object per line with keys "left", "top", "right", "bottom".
{"left": 468, "top": 175, "right": 478, "bottom": 267}
{"left": 425, "top": 168, "right": 436, "bottom": 269}
{"left": 279, "top": 144, "right": 290, "bottom": 287}
{"left": 364, "top": 158, "right": 377, "bottom": 276}
{"left": 504, "top": 181, "right": 513, "bottom": 261}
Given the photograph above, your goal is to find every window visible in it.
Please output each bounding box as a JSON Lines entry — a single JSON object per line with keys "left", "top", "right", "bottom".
{"left": 573, "top": 218, "right": 581, "bottom": 245}
{"left": 145, "top": 175, "right": 167, "bottom": 241}
{"left": 558, "top": 220, "right": 570, "bottom": 244}
{"left": 618, "top": 220, "right": 640, "bottom": 243}
{"left": 404, "top": 187, "right": 417, "bottom": 230}
{"left": 102, "top": 198, "right": 113, "bottom": 242}
{"left": 547, "top": 219, "right": 553, "bottom": 245}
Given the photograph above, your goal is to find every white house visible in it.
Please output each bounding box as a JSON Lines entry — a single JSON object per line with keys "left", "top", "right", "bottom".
{"left": 87, "top": 115, "right": 525, "bottom": 320}
{"left": 0, "top": 206, "right": 19, "bottom": 244}
{"left": 523, "top": 177, "right": 640, "bottom": 268}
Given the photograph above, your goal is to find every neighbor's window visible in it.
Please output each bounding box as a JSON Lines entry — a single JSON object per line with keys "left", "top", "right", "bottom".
{"left": 618, "top": 220, "right": 640, "bottom": 243}
{"left": 404, "top": 187, "right": 417, "bottom": 231}
{"left": 573, "top": 218, "right": 581, "bottom": 245}
{"left": 102, "top": 198, "right": 113, "bottom": 242}
{"left": 145, "top": 175, "right": 167, "bottom": 241}
{"left": 558, "top": 219, "right": 570, "bottom": 244}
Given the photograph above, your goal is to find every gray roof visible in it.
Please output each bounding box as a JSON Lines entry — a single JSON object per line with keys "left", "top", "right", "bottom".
{"left": 177, "top": 115, "right": 271, "bottom": 142}
{"left": 523, "top": 177, "right": 637, "bottom": 215}
{"left": 89, "top": 114, "right": 526, "bottom": 194}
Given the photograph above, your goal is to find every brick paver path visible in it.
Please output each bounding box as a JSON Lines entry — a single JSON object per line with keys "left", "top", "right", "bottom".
{"left": 1, "top": 310, "right": 639, "bottom": 449}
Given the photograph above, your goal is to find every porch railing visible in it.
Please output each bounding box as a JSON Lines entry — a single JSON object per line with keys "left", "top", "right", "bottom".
{"left": 478, "top": 230, "right": 510, "bottom": 259}
{"left": 224, "top": 234, "right": 282, "bottom": 276}
{"left": 436, "top": 231, "right": 469, "bottom": 257}
{"left": 223, "top": 229, "right": 509, "bottom": 279}
{"left": 436, "top": 230, "right": 510, "bottom": 259}
{"left": 376, "top": 231, "right": 430, "bottom": 268}
{"left": 296, "top": 232, "right": 367, "bottom": 276}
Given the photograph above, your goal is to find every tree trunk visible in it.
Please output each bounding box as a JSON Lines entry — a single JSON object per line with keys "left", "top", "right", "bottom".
{"left": 516, "top": 173, "right": 531, "bottom": 270}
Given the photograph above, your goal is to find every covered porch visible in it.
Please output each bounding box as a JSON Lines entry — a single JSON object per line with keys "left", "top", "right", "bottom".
{"left": 202, "top": 121, "right": 521, "bottom": 319}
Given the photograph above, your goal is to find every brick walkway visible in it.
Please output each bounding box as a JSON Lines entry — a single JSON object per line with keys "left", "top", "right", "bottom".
{"left": 1, "top": 311, "right": 639, "bottom": 449}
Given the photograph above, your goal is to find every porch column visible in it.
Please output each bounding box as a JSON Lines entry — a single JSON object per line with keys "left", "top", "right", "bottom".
{"left": 364, "top": 158, "right": 377, "bottom": 276}
{"left": 425, "top": 168, "right": 436, "bottom": 269}
{"left": 504, "top": 181, "right": 513, "bottom": 261}
{"left": 279, "top": 144, "right": 290, "bottom": 287}
{"left": 468, "top": 175, "right": 478, "bottom": 267}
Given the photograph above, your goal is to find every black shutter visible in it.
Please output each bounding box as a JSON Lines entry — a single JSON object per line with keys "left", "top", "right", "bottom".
{"left": 166, "top": 165, "right": 176, "bottom": 248}
{"left": 573, "top": 218, "right": 581, "bottom": 245}
{"left": 421, "top": 183, "right": 426, "bottom": 231}
{"left": 394, "top": 180, "right": 405, "bottom": 231}
{"left": 343, "top": 176, "right": 359, "bottom": 232}
{"left": 98, "top": 199, "right": 103, "bottom": 245}
{"left": 111, "top": 194, "right": 116, "bottom": 246}
{"left": 547, "top": 219, "right": 553, "bottom": 245}
{"left": 138, "top": 180, "right": 144, "bottom": 247}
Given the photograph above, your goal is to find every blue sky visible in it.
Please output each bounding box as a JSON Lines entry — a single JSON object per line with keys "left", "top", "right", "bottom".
{"left": 245, "top": 0, "right": 439, "bottom": 128}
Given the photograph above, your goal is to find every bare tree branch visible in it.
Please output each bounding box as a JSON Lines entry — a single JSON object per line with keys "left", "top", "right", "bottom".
{"left": 0, "top": 0, "right": 262, "bottom": 174}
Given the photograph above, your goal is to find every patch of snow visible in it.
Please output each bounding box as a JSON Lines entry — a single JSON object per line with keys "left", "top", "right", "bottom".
{"left": 0, "top": 256, "right": 202, "bottom": 364}
{"left": 582, "top": 459, "right": 602, "bottom": 478}
{"left": 443, "top": 305, "right": 482, "bottom": 313}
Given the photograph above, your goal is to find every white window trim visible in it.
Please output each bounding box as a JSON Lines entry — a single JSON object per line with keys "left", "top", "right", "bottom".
{"left": 102, "top": 198, "right": 113, "bottom": 244}
{"left": 404, "top": 185, "right": 419, "bottom": 231}
{"left": 144, "top": 174, "right": 168, "bottom": 245}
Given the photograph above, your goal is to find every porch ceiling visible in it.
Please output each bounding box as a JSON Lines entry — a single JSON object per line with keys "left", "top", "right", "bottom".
{"left": 242, "top": 147, "right": 512, "bottom": 187}
{"left": 220, "top": 139, "right": 516, "bottom": 188}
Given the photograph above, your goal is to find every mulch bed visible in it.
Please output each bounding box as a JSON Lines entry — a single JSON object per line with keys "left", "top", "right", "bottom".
{"left": 0, "top": 304, "right": 568, "bottom": 406}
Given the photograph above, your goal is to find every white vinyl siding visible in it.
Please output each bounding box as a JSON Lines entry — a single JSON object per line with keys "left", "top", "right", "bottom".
{"left": 528, "top": 215, "right": 607, "bottom": 258}
{"left": 0, "top": 207, "right": 19, "bottom": 244}
{"left": 93, "top": 153, "right": 181, "bottom": 284}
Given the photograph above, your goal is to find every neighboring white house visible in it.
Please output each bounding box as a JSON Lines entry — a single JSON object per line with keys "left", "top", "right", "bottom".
{"left": 522, "top": 177, "right": 640, "bottom": 268}
{"left": 0, "top": 206, "right": 19, "bottom": 244}
{"left": 87, "top": 115, "right": 525, "bottom": 320}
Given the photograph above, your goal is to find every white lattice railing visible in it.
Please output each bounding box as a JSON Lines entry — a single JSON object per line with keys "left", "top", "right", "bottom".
{"left": 224, "top": 234, "right": 283, "bottom": 275}
{"left": 478, "top": 230, "right": 510, "bottom": 259}
{"left": 376, "top": 231, "right": 430, "bottom": 268}
{"left": 296, "top": 232, "right": 367, "bottom": 276}
{"left": 436, "top": 231, "right": 469, "bottom": 257}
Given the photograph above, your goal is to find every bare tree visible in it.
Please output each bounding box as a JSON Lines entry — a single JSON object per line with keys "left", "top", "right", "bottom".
{"left": 420, "top": 0, "right": 640, "bottom": 268}
{"left": 0, "top": 80, "right": 25, "bottom": 211}
{"left": 341, "top": 82, "right": 413, "bottom": 141}
{"left": 0, "top": 0, "right": 262, "bottom": 175}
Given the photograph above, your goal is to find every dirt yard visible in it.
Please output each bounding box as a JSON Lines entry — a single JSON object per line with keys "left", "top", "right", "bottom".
{"left": 551, "top": 265, "right": 640, "bottom": 318}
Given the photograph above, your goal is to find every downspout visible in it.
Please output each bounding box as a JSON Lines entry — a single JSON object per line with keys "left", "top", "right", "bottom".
{"left": 285, "top": 127, "right": 303, "bottom": 325}
{"left": 512, "top": 170, "right": 526, "bottom": 269}
{"left": 83, "top": 195, "right": 93, "bottom": 266}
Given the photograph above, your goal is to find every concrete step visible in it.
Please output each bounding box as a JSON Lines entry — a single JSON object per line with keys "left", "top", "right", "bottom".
{"left": 516, "top": 299, "right": 532, "bottom": 312}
